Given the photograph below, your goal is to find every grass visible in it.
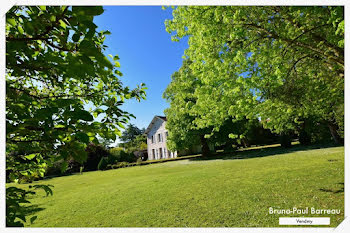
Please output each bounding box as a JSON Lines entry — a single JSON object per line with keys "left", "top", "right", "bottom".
{"left": 13, "top": 144, "right": 344, "bottom": 227}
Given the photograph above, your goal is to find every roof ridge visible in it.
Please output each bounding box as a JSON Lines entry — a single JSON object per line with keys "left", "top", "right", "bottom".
{"left": 144, "top": 115, "right": 167, "bottom": 134}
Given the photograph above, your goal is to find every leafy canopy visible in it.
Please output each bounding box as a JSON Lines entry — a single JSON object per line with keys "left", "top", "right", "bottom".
{"left": 119, "top": 124, "right": 145, "bottom": 143}
{"left": 6, "top": 6, "right": 146, "bottom": 226}
{"left": 164, "top": 6, "right": 343, "bottom": 139}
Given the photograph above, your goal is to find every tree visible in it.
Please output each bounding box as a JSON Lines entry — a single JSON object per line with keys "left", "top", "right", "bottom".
{"left": 165, "top": 6, "right": 344, "bottom": 144}
{"left": 163, "top": 59, "right": 216, "bottom": 156}
{"left": 6, "top": 6, "right": 146, "bottom": 226}
{"left": 119, "top": 134, "right": 147, "bottom": 153}
{"left": 163, "top": 60, "right": 278, "bottom": 155}
{"left": 119, "top": 124, "right": 145, "bottom": 143}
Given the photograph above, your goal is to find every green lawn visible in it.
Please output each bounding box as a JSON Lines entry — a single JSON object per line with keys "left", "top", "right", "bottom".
{"left": 15, "top": 145, "right": 344, "bottom": 227}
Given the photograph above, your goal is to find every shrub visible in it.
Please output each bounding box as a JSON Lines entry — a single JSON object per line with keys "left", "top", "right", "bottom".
{"left": 114, "top": 161, "right": 130, "bottom": 168}
{"left": 299, "top": 130, "right": 311, "bottom": 145}
{"left": 45, "top": 160, "right": 65, "bottom": 177}
{"left": 109, "top": 147, "right": 137, "bottom": 163}
{"left": 107, "top": 154, "right": 118, "bottom": 164}
{"left": 136, "top": 157, "right": 143, "bottom": 165}
{"left": 280, "top": 134, "right": 292, "bottom": 148}
{"left": 67, "top": 158, "right": 82, "bottom": 173}
{"left": 84, "top": 143, "right": 110, "bottom": 171}
{"left": 109, "top": 147, "right": 124, "bottom": 161}
{"left": 308, "top": 121, "right": 333, "bottom": 144}
{"left": 109, "top": 147, "right": 124, "bottom": 155}
{"left": 97, "top": 157, "right": 109, "bottom": 170}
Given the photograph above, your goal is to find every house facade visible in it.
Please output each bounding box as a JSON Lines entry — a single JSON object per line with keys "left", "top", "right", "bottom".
{"left": 145, "top": 116, "right": 177, "bottom": 160}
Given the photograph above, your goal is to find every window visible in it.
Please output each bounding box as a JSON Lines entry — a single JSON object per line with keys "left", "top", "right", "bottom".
{"left": 158, "top": 133, "right": 162, "bottom": 142}
{"left": 152, "top": 149, "right": 155, "bottom": 159}
{"left": 165, "top": 131, "right": 168, "bottom": 138}
{"left": 151, "top": 135, "right": 154, "bottom": 144}
{"left": 159, "top": 148, "right": 163, "bottom": 159}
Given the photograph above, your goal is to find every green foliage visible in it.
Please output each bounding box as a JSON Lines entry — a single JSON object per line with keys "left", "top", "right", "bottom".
{"left": 109, "top": 147, "right": 124, "bottom": 155}
{"left": 6, "top": 6, "right": 146, "bottom": 226}
{"left": 97, "top": 157, "right": 109, "bottom": 171}
{"left": 120, "top": 124, "right": 145, "bottom": 143}
{"left": 213, "top": 118, "right": 278, "bottom": 149}
{"left": 119, "top": 134, "right": 147, "bottom": 153}
{"left": 280, "top": 133, "right": 293, "bottom": 148}
{"left": 117, "top": 124, "right": 147, "bottom": 155}
{"left": 136, "top": 157, "right": 143, "bottom": 164}
{"left": 6, "top": 151, "right": 47, "bottom": 183}
{"left": 163, "top": 59, "right": 211, "bottom": 153}
{"left": 112, "top": 161, "right": 130, "bottom": 169}
{"left": 164, "top": 6, "right": 343, "bottom": 144}
{"left": 83, "top": 143, "right": 109, "bottom": 171}
{"left": 109, "top": 148, "right": 137, "bottom": 163}
{"left": 163, "top": 59, "right": 277, "bottom": 154}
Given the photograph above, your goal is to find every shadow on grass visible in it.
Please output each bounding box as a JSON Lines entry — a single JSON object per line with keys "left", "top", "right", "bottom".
{"left": 191, "top": 143, "right": 340, "bottom": 161}
{"left": 319, "top": 182, "right": 344, "bottom": 194}
{"left": 42, "top": 172, "right": 81, "bottom": 182}
{"left": 22, "top": 204, "right": 45, "bottom": 216}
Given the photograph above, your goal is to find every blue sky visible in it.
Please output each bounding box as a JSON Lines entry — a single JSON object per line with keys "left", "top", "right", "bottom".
{"left": 93, "top": 6, "right": 188, "bottom": 131}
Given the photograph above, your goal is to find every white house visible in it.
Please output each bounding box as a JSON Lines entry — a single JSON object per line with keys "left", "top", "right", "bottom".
{"left": 145, "top": 116, "right": 177, "bottom": 160}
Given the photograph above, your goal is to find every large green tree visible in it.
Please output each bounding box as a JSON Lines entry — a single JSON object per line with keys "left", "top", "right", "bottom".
{"left": 119, "top": 124, "right": 145, "bottom": 143}
{"left": 119, "top": 134, "right": 147, "bottom": 153}
{"left": 165, "top": 6, "right": 344, "bottom": 144}
{"left": 163, "top": 59, "right": 213, "bottom": 156}
{"left": 6, "top": 6, "right": 146, "bottom": 226}
{"left": 163, "top": 60, "right": 277, "bottom": 154}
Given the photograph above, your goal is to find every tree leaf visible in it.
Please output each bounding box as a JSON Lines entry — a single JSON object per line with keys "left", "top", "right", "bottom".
{"left": 6, "top": 18, "right": 16, "bottom": 26}
{"left": 24, "top": 154, "right": 36, "bottom": 160}
{"left": 17, "top": 26, "right": 24, "bottom": 34}
{"left": 75, "top": 132, "right": 90, "bottom": 144}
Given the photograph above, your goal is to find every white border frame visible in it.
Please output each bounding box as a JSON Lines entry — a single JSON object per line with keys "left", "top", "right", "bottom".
{"left": 0, "top": 1, "right": 348, "bottom": 232}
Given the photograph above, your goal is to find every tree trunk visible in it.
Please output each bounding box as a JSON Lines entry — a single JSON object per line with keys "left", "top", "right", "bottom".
{"left": 280, "top": 133, "right": 292, "bottom": 148}
{"left": 200, "top": 135, "right": 210, "bottom": 157}
{"left": 327, "top": 121, "right": 343, "bottom": 144}
{"left": 299, "top": 120, "right": 311, "bottom": 145}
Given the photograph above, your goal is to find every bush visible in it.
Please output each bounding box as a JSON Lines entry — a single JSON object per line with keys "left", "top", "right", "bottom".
{"left": 84, "top": 143, "right": 110, "bottom": 171}
{"left": 97, "top": 157, "right": 109, "bottom": 170}
{"left": 280, "top": 134, "right": 292, "bottom": 148}
{"left": 136, "top": 157, "right": 143, "bottom": 164}
{"left": 299, "top": 130, "right": 311, "bottom": 145}
{"left": 45, "top": 160, "right": 65, "bottom": 177}
{"left": 308, "top": 121, "right": 333, "bottom": 144}
{"left": 112, "top": 161, "right": 130, "bottom": 169}
{"left": 109, "top": 147, "right": 137, "bottom": 163}
{"left": 45, "top": 158, "right": 83, "bottom": 177}
{"left": 106, "top": 154, "right": 118, "bottom": 164}
{"left": 109, "top": 147, "right": 124, "bottom": 155}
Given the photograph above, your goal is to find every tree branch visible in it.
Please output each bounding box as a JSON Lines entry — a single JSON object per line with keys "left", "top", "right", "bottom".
{"left": 6, "top": 7, "right": 69, "bottom": 42}
{"left": 242, "top": 23, "right": 344, "bottom": 67}
{"left": 286, "top": 54, "right": 310, "bottom": 80}
{"left": 9, "top": 86, "right": 98, "bottom": 100}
